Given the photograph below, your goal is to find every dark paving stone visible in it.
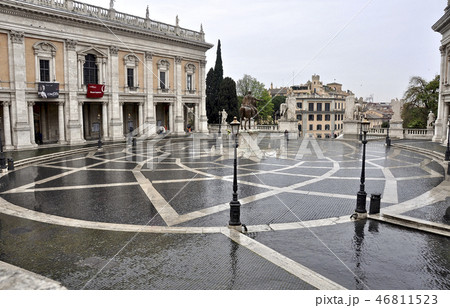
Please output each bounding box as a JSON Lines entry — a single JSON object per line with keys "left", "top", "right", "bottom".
{"left": 2, "top": 186, "right": 164, "bottom": 226}
{"left": 390, "top": 166, "right": 430, "bottom": 178}
{"left": 254, "top": 220, "right": 450, "bottom": 290}
{"left": 0, "top": 166, "right": 67, "bottom": 193}
{"left": 141, "top": 163, "right": 181, "bottom": 171}
{"left": 301, "top": 161, "right": 334, "bottom": 167}
{"left": 142, "top": 170, "right": 207, "bottom": 181}
{"left": 35, "top": 170, "right": 136, "bottom": 188}
{"left": 90, "top": 162, "right": 138, "bottom": 170}
{"left": 299, "top": 179, "right": 385, "bottom": 196}
{"left": 397, "top": 177, "right": 444, "bottom": 203}
{"left": 240, "top": 163, "right": 293, "bottom": 172}
{"left": 47, "top": 158, "right": 103, "bottom": 168}
{"left": 152, "top": 180, "right": 268, "bottom": 215}
{"left": 333, "top": 168, "right": 384, "bottom": 178}
{"left": 426, "top": 161, "right": 445, "bottom": 175}
{"left": 0, "top": 214, "right": 313, "bottom": 290}
{"left": 403, "top": 197, "right": 450, "bottom": 225}
{"left": 239, "top": 173, "right": 311, "bottom": 188}
{"left": 94, "top": 152, "right": 127, "bottom": 160}
{"left": 199, "top": 167, "right": 235, "bottom": 177}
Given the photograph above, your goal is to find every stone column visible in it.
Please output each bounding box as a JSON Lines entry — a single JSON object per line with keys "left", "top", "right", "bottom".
{"left": 138, "top": 102, "right": 144, "bottom": 135}
{"left": 194, "top": 104, "right": 200, "bottom": 132}
{"left": 65, "top": 39, "right": 83, "bottom": 144}
{"left": 78, "top": 102, "right": 85, "bottom": 141}
{"left": 58, "top": 102, "right": 66, "bottom": 144}
{"left": 102, "top": 102, "right": 109, "bottom": 139}
{"left": 27, "top": 102, "right": 36, "bottom": 146}
{"left": 10, "top": 31, "right": 34, "bottom": 149}
{"left": 144, "top": 51, "right": 155, "bottom": 136}
{"left": 199, "top": 60, "right": 208, "bottom": 133}
{"left": 2, "top": 102, "right": 13, "bottom": 150}
{"left": 169, "top": 103, "right": 174, "bottom": 132}
{"left": 174, "top": 56, "right": 184, "bottom": 134}
{"left": 433, "top": 46, "right": 447, "bottom": 143}
{"left": 109, "top": 46, "right": 123, "bottom": 140}
{"left": 119, "top": 102, "right": 124, "bottom": 136}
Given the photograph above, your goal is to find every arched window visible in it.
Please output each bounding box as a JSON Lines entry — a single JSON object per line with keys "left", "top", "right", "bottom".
{"left": 317, "top": 124, "right": 322, "bottom": 130}
{"left": 84, "top": 54, "right": 98, "bottom": 85}
{"left": 325, "top": 124, "right": 330, "bottom": 130}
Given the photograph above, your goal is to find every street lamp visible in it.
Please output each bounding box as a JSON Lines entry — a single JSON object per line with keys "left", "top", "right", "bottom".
{"left": 229, "top": 116, "right": 242, "bottom": 228}
{"left": 354, "top": 118, "right": 370, "bottom": 218}
{"left": 97, "top": 113, "right": 102, "bottom": 149}
{"left": 385, "top": 118, "right": 391, "bottom": 147}
{"left": 0, "top": 117, "right": 6, "bottom": 170}
{"left": 445, "top": 119, "right": 450, "bottom": 161}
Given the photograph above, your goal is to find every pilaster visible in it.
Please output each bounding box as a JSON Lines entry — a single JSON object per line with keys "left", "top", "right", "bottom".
{"left": 10, "top": 31, "right": 34, "bottom": 149}
{"left": 109, "top": 46, "right": 123, "bottom": 140}
{"left": 199, "top": 60, "right": 208, "bottom": 133}
{"left": 174, "top": 56, "right": 184, "bottom": 134}
{"left": 2, "top": 102, "right": 14, "bottom": 150}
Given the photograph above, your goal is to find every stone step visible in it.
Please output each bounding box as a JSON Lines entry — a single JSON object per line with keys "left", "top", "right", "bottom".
{"left": 369, "top": 213, "right": 450, "bottom": 237}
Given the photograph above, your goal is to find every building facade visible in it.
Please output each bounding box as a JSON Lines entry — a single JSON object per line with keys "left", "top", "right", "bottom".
{"left": 432, "top": 1, "right": 450, "bottom": 145}
{"left": 0, "top": 0, "right": 212, "bottom": 149}
{"left": 277, "top": 75, "right": 352, "bottom": 138}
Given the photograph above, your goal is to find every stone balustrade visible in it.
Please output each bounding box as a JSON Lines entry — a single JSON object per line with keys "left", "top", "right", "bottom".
{"left": 16, "top": 0, "right": 205, "bottom": 42}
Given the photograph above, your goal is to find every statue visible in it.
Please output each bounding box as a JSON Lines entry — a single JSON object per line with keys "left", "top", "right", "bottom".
{"left": 146, "top": 5, "right": 149, "bottom": 19}
{"left": 280, "top": 103, "right": 288, "bottom": 120}
{"left": 176, "top": 15, "right": 179, "bottom": 27}
{"left": 221, "top": 109, "right": 228, "bottom": 125}
{"left": 344, "top": 96, "right": 355, "bottom": 120}
{"left": 110, "top": 0, "right": 115, "bottom": 9}
{"left": 353, "top": 103, "right": 362, "bottom": 120}
{"left": 240, "top": 91, "right": 260, "bottom": 130}
{"left": 427, "top": 110, "right": 435, "bottom": 127}
{"left": 391, "top": 99, "right": 403, "bottom": 122}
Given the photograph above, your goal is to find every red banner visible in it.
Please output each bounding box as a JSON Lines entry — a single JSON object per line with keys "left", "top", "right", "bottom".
{"left": 86, "top": 84, "right": 105, "bottom": 98}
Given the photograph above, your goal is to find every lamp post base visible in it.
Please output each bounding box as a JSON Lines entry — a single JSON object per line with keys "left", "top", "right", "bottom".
{"left": 385, "top": 137, "right": 391, "bottom": 147}
{"left": 355, "top": 190, "right": 367, "bottom": 214}
{"left": 229, "top": 200, "right": 241, "bottom": 227}
{"left": 445, "top": 149, "right": 450, "bottom": 161}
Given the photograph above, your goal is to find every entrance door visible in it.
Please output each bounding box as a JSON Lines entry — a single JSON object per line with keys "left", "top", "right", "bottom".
{"left": 155, "top": 103, "right": 169, "bottom": 132}
{"left": 33, "top": 102, "right": 58, "bottom": 144}
{"left": 122, "top": 103, "right": 139, "bottom": 135}
{"left": 82, "top": 103, "right": 102, "bottom": 140}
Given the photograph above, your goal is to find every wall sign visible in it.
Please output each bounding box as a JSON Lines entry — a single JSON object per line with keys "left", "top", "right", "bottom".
{"left": 87, "top": 84, "right": 105, "bottom": 98}
{"left": 38, "top": 82, "right": 59, "bottom": 98}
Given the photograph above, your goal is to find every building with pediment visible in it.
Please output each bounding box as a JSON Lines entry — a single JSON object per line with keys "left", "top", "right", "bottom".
{"left": 0, "top": 0, "right": 212, "bottom": 149}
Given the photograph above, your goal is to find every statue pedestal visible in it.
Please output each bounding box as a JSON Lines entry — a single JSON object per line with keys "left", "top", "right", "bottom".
{"left": 278, "top": 120, "right": 298, "bottom": 139}
{"left": 238, "top": 131, "right": 262, "bottom": 159}
{"left": 343, "top": 120, "right": 360, "bottom": 139}
{"left": 390, "top": 121, "right": 404, "bottom": 139}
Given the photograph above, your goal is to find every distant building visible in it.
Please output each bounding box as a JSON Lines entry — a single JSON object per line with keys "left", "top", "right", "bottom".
{"left": 271, "top": 75, "right": 353, "bottom": 138}
{"left": 432, "top": 2, "right": 450, "bottom": 144}
{"left": 365, "top": 102, "right": 393, "bottom": 128}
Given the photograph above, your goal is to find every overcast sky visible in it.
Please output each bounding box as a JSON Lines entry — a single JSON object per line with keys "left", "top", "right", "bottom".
{"left": 81, "top": 0, "right": 445, "bottom": 102}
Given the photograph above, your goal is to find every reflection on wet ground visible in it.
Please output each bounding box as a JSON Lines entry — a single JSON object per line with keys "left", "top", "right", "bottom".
{"left": 0, "top": 137, "right": 448, "bottom": 289}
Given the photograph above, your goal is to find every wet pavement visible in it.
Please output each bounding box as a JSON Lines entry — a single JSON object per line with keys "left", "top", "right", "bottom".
{"left": 0, "top": 135, "right": 449, "bottom": 289}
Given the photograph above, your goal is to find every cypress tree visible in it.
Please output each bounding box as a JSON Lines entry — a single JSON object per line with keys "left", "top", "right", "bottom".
{"left": 206, "top": 68, "right": 216, "bottom": 123}
{"left": 218, "top": 77, "right": 239, "bottom": 123}
{"left": 205, "top": 40, "right": 224, "bottom": 124}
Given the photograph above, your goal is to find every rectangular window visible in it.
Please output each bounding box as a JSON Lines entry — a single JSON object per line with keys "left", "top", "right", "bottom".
{"left": 40, "top": 59, "right": 50, "bottom": 82}
{"left": 308, "top": 114, "right": 314, "bottom": 121}
{"left": 317, "top": 103, "right": 322, "bottom": 111}
{"left": 127, "top": 68, "right": 134, "bottom": 88}
{"left": 335, "top": 114, "right": 337, "bottom": 121}
{"left": 325, "top": 103, "right": 330, "bottom": 111}
{"left": 187, "top": 74, "right": 192, "bottom": 91}
{"left": 309, "top": 124, "right": 313, "bottom": 131}
{"left": 297, "top": 102, "right": 302, "bottom": 109}
{"left": 297, "top": 115, "right": 302, "bottom": 120}
{"left": 325, "top": 114, "right": 330, "bottom": 121}
{"left": 83, "top": 54, "right": 98, "bottom": 85}
{"left": 309, "top": 103, "right": 314, "bottom": 111}
{"left": 316, "top": 114, "right": 322, "bottom": 121}
{"left": 159, "top": 71, "right": 166, "bottom": 89}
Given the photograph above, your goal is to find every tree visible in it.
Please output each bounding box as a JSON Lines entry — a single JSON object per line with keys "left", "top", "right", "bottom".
{"left": 236, "top": 74, "right": 265, "bottom": 98}
{"left": 205, "top": 40, "right": 224, "bottom": 124}
{"left": 402, "top": 75, "right": 439, "bottom": 128}
{"left": 256, "top": 89, "right": 274, "bottom": 124}
{"left": 218, "top": 77, "right": 239, "bottom": 122}
{"left": 271, "top": 96, "right": 286, "bottom": 120}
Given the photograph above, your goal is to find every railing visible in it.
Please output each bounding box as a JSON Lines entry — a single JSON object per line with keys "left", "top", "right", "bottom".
{"left": 368, "top": 128, "right": 386, "bottom": 135}
{"left": 256, "top": 125, "right": 278, "bottom": 131}
{"left": 404, "top": 128, "right": 434, "bottom": 139}
{"left": 16, "top": 0, "right": 205, "bottom": 42}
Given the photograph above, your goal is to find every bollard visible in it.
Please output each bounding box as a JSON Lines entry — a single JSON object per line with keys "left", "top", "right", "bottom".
{"left": 369, "top": 193, "right": 381, "bottom": 214}
{"left": 448, "top": 162, "right": 450, "bottom": 175}
{"left": 7, "top": 158, "right": 14, "bottom": 171}
{"left": 132, "top": 137, "right": 137, "bottom": 147}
